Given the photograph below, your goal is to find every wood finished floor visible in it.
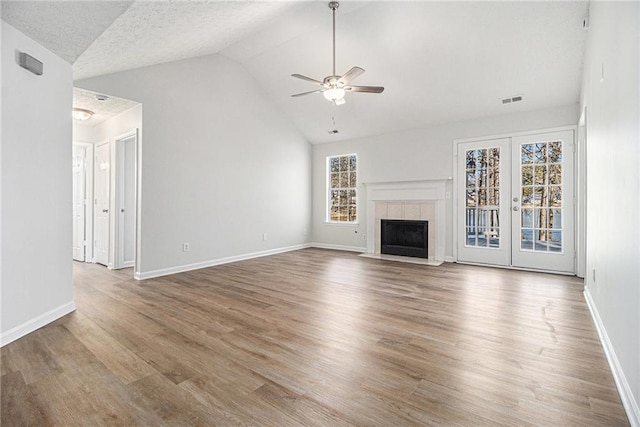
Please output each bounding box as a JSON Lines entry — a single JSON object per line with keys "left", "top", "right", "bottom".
{"left": 1, "top": 248, "right": 629, "bottom": 426}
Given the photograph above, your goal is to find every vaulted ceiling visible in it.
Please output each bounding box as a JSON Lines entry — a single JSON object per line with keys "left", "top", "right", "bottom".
{"left": 2, "top": 1, "right": 589, "bottom": 143}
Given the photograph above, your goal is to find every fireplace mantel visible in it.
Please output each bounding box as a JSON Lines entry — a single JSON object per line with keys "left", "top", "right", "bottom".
{"left": 364, "top": 179, "right": 448, "bottom": 261}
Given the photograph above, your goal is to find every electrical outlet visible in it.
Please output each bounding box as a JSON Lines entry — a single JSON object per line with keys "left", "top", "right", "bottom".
{"left": 182, "top": 242, "right": 190, "bottom": 252}
{"left": 363, "top": 234, "right": 367, "bottom": 241}
{"left": 263, "top": 233, "right": 268, "bottom": 241}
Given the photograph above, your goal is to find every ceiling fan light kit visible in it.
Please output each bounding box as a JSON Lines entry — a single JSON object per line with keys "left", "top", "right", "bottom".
{"left": 291, "top": 1, "right": 384, "bottom": 105}
{"left": 323, "top": 87, "right": 346, "bottom": 103}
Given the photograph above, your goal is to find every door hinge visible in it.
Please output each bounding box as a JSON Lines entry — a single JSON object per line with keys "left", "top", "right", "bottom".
{"left": 83, "top": 240, "right": 87, "bottom": 247}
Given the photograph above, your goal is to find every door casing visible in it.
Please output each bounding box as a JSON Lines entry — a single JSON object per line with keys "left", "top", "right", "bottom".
{"left": 114, "top": 130, "right": 138, "bottom": 270}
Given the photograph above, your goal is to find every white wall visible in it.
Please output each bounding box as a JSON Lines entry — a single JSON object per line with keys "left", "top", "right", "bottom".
{"left": 581, "top": 2, "right": 640, "bottom": 424}
{"left": 312, "top": 104, "right": 580, "bottom": 257}
{"left": 76, "top": 54, "right": 311, "bottom": 278}
{"left": 1, "top": 22, "right": 74, "bottom": 345}
{"left": 93, "top": 104, "right": 142, "bottom": 144}
{"left": 73, "top": 122, "right": 94, "bottom": 143}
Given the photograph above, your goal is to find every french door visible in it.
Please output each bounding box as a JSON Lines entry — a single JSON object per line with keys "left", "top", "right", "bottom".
{"left": 457, "top": 129, "right": 575, "bottom": 273}
{"left": 457, "top": 138, "right": 512, "bottom": 266}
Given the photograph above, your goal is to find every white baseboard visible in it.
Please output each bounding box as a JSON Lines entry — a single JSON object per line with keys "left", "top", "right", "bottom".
{"left": 309, "top": 242, "right": 367, "bottom": 253}
{"left": 135, "top": 243, "right": 312, "bottom": 280}
{"left": 1, "top": 301, "right": 76, "bottom": 347}
{"left": 444, "top": 256, "right": 456, "bottom": 263}
{"left": 584, "top": 287, "right": 639, "bottom": 426}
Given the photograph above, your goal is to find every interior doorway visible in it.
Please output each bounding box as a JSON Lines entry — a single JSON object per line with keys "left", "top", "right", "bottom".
{"left": 72, "top": 87, "right": 141, "bottom": 276}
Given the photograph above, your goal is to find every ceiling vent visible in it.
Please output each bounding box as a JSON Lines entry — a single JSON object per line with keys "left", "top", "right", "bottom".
{"left": 501, "top": 95, "right": 523, "bottom": 105}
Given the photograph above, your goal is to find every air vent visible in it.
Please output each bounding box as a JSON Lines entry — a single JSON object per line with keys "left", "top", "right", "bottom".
{"left": 501, "top": 95, "right": 523, "bottom": 105}
{"left": 328, "top": 129, "right": 339, "bottom": 134}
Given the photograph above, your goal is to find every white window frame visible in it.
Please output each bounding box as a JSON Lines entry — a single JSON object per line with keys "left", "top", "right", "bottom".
{"left": 326, "top": 153, "right": 358, "bottom": 224}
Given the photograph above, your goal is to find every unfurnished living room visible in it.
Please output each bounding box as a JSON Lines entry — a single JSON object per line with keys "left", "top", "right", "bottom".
{"left": 1, "top": 1, "right": 638, "bottom": 425}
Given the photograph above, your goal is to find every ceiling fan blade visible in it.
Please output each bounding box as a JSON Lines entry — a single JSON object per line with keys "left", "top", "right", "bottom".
{"left": 345, "top": 85, "right": 385, "bottom": 94}
{"left": 291, "top": 74, "right": 324, "bottom": 85}
{"left": 338, "top": 66, "right": 365, "bottom": 85}
{"left": 291, "top": 90, "right": 323, "bottom": 97}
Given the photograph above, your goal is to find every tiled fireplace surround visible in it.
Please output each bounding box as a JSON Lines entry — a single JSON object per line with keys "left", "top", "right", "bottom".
{"left": 364, "top": 180, "right": 447, "bottom": 262}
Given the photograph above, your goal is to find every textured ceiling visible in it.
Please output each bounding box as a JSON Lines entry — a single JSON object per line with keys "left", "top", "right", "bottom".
{"left": 1, "top": 1, "right": 133, "bottom": 63}
{"left": 73, "top": 88, "right": 139, "bottom": 127}
{"left": 2, "top": 1, "right": 589, "bottom": 143}
{"left": 73, "top": 1, "right": 303, "bottom": 81}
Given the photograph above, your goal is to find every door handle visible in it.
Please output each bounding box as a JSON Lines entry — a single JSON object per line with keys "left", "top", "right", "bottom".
{"left": 102, "top": 209, "right": 109, "bottom": 213}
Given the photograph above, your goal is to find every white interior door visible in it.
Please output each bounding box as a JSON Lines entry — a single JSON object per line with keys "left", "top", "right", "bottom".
{"left": 94, "top": 142, "right": 110, "bottom": 266}
{"left": 511, "top": 130, "right": 574, "bottom": 272}
{"left": 457, "top": 138, "right": 511, "bottom": 266}
{"left": 72, "top": 145, "right": 86, "bottom": 261}
{"left": 457, "top": 129, "right": 575, "bottom": 274}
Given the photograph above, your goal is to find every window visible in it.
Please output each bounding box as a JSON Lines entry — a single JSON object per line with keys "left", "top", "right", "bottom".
{"left": 327, "top": 154, "right": 357, "bottom": 222}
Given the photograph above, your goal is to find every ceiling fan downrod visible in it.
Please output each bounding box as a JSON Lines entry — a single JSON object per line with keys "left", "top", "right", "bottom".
{"left": 329, "top": 1, "right": 339, "bottom": 78}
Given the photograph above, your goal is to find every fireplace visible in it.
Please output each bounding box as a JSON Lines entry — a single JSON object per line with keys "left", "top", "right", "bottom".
{"left": 381, "top": 219, "right": 428, "bottom": 258}
{"left": 364, "top": 179, "right": 447, "bottom": 263}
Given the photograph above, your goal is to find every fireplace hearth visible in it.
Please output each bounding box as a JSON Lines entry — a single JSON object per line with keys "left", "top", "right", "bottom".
{"left": 381, "top": 219, "right": 428, "bottom": 258}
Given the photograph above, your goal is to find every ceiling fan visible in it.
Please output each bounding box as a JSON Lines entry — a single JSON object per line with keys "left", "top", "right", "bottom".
{"left": 291, "top": 1, "right": 384, "bottom": 106}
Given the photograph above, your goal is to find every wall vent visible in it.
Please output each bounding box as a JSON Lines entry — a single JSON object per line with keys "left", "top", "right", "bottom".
{"left": 501, "top": 95, "right": 523, "bottom": 105}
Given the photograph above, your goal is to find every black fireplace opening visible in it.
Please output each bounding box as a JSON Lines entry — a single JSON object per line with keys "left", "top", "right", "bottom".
{"left": 381, "top": 219, "right": 428, "bottom": 258}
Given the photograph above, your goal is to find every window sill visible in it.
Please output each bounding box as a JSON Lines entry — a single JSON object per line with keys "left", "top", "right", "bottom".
{"left": 323, "top": 221, "right": 360, "bottom": 227}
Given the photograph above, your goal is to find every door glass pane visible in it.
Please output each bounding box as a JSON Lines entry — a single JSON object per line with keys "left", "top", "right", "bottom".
{"left": 522, "top": 166, "right": 533, "bottom": 185}
{"left": 521, "top": 187, "right": 533, "bottom": 207}
{"left": 520, "top": 140, "right": 563, "bottom": 253}
{"left": 521, "top": 144, "right": 533, "bottom": 164}
{"left": 465, "top": 148, "right": 500, "bottom": 248}
{"left": 549, "top": 209, "right": 562, "bottom": 229}
{"left": 534, "top": 143, "right": 547, "bottom": 163}
{"left": 521, "top": 229, "right": 533, "bottom": 250}
{"left": 522, "top": 209, "right": 533, "bottom": 228}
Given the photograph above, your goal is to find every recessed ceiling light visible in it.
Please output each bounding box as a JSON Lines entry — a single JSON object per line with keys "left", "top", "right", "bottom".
{"left": 95, "top": 94, "right": 108, "bottom": 102}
